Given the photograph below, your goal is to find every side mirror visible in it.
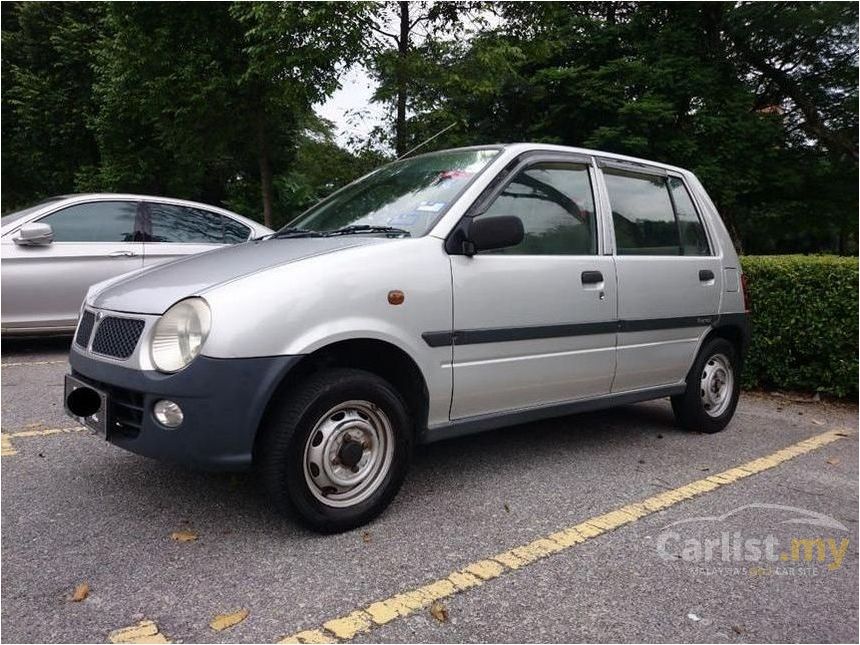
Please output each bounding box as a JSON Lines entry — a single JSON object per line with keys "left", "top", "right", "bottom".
{"left": 14, "top": 222, "right": 53, "bottom": 246}
{"left": 466, "top": 216, "right": 524, "bottom": 255}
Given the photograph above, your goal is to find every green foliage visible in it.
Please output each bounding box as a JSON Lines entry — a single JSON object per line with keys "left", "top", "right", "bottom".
{"left": 2, "top": 1, "right": 857, "bottom": 253}
{"left": 1, "top": 1, "right": 372, "bottom": 226}
{"left": 396, "top": 2, "right": 858, "bottom": 255}
{"left": 740, "top": 255, "right": 859, "bottom": 397}
{"left": 1, "top": 2, "right": 104, "bottom": 208}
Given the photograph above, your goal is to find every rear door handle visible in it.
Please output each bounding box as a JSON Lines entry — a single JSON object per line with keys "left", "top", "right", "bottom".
{"left": 109, "top": 250, "right": 137, "bottom": 258}
{"left": 699, "top": 269, "right": 714, "bottom": 281}
{"left": 581, "top": 270, "right": 604, "bottom": 285}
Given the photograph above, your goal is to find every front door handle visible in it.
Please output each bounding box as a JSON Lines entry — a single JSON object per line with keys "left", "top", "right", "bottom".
{"left": 109, "top": 250, "right": 137, "bottom": 258}
{"left": 581, "top": 270, "right": 604, "bottom": 285}
{"left": 699, "top": 269, "right": 715, "bottom": 281}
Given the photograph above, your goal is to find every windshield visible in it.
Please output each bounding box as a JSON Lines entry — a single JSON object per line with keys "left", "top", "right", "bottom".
{"left": 1, "top": 196, "right": 66, "bottom": 227}
{"left": 286, "top": 148, "right": 500, "bottom": 237}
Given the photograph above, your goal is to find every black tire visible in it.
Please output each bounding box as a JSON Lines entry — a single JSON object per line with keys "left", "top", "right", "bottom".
{"left": 671, "top": 337, "right": 740, "bottom": 434}
{"left": 257, "top": 368, "right": 413, "bottom": 533}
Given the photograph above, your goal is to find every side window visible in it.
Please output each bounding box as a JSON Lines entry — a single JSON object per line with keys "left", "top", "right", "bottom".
{"left": 223, "top": 217, "right": 251, "bottom": 243}
{"left": 478, "top": 162, "right": 597, "bottom": 255}
{"left": 604, "top": 171, "right": 680, "bottom": 255}
{"left": 668, "top": 177, "right": 710, "bottom": 255}
{"left": 39, "top": 202, "right": 137, "bottom": 242}
{"left": 146, "top": 203, "right": 226, "bottom": 244}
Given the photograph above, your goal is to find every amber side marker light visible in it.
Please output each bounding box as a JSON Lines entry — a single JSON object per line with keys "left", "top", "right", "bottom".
{"left": 388, "top": 290, "right": 405, "bottom": 305}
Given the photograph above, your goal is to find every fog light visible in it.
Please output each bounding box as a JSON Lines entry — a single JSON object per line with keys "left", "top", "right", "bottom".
{"left": 153, "top": 400, "right": 183, "bottom": 428}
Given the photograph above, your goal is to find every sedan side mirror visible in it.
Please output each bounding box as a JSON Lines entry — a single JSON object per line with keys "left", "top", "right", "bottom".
{"left": 465, "top": 216, "right": 524, "bottom": 256}
{"left": 14, "top": 222, "right": 54, "bottom": 246}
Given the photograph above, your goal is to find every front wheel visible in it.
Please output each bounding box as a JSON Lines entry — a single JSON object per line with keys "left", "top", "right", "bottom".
{"left": 671, "top": 337, "right": 740, "bottom": 434}
{"left": 258, "top": 368, "right": 413, "bottom": 533}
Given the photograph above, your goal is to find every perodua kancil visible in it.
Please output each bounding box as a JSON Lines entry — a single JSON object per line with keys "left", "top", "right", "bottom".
{"left": 65, "top": 144, "right": 749, "bottom": 532}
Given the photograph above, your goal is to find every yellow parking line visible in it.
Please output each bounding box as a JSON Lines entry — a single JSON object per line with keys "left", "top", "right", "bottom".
{"left": 1, "top": 359, "right": 66, "bottom": 367}
{"left": 276, "top": 428, "right": 850, "bottom": 643}
{"left": 1, "top": 426, "right": 84, "bottom": 457}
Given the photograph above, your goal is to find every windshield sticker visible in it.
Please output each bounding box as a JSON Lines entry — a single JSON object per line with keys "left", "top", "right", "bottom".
{"left": 436, "top": 170, "right": 473, "bottom": 182}
{"left": 415, "top": 201, "right": 446, "bottom": 213}
{"left": 389, "top": 212, "right": 422, "bottom": 226}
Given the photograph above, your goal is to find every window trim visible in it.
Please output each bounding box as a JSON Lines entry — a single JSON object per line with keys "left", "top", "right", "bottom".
{"left": 446, "top": 151, "right": 601, "bottom": 257}
{"left": 596, "top": 157, "right": 668, "bottom": 177}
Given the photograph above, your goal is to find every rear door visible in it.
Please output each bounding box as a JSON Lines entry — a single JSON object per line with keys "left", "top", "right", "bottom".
{"left": 140, "top": 202, "right": 251, "bottom": 267}
{"left": 598, "top": 160, "right": 721, "bottom": 392}
{"left": 0, "top": 200, "right": 142, "bottom": 331}
{"left": 449, "top": 155, "right": 617, "bottom": 419}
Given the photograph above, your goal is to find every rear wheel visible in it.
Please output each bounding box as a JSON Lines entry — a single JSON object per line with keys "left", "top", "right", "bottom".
{"left": 671, "top": 337, "right": 740, "bottom": 434}
{"left": 258, "top": 368, "right": 413, "bottom": 533}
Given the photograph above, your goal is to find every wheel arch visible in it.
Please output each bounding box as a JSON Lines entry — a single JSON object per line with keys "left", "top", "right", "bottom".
{"left": 253, "top": 338, "right": 430, "bottom": 461}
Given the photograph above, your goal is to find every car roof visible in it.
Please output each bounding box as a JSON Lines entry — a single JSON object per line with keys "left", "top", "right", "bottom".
{"left": 1, "top": 193, "right": 272, "bottom": 234}
{"left": 409, "top": 143, "right": 693, "bottom": 176}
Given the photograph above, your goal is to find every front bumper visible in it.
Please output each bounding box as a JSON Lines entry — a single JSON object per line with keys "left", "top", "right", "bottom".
{"left": 67, "top": 348, "right": 302, "bottom": 471}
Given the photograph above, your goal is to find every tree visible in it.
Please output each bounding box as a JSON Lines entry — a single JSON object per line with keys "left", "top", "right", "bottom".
{"left": 366, "top": 1, "right": 479, "bottom": 155}
{"left": 1, "top": 2, "right": 103, "bottom": 211}
{"left": 391, "top": 1, "right": 858, "bottom": 254}
{"left": 89, "top": 2, "right": 369, "bottom": 227}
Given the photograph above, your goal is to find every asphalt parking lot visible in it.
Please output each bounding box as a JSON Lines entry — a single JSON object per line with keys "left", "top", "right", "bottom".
{"left": 1, "top": 337, "right": 858, "bottom": 644}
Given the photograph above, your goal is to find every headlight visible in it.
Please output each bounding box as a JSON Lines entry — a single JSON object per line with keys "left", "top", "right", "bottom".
{"left": 150, "top": 298, "right": 211, "bottom": 372}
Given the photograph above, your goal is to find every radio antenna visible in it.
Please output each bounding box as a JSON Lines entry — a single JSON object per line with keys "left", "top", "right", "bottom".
{"left": 396, "top": 122, "right": 459, "bottom": 160}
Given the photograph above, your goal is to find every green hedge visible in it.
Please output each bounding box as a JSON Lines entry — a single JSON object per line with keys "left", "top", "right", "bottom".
{"left": 740, "top": 255, "right": 858, "bottom": 398}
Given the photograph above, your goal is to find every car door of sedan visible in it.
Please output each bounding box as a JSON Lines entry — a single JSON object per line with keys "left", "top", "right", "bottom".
{"left": 449, "top": 155, "right": 618, "bottom": 420}
{"left": 0, "top": 200, "right": 143, "bottom": 332}
{"left": 139, "top": 202, "right": 251, "bottom": 268}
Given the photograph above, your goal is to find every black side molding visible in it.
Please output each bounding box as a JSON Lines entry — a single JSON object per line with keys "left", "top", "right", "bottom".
{"left": 422, "top": 315, "right": 717, "bottom": 347}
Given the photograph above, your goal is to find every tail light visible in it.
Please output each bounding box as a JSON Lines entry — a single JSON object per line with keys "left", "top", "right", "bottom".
{"left": 740, "top": 273, "right": 751, "bottom": 312}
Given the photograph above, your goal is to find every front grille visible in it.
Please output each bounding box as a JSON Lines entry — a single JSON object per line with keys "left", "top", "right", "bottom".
{"left": 91, "top": 317, "right": 145, "bottom": 359}
{"left": 75, "top": 310, "right": 96, "bottom": 348}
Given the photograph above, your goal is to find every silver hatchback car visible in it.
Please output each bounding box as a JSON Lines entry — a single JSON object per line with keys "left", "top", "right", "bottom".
{"left": 64, "top": 145, "right": 750, "bottom": 532}
{"left": 1, "top": 194, "right": 271, "bottom": 334}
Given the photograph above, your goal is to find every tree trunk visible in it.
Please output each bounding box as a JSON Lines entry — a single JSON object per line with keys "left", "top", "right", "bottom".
{"left": 256, "top": 114, "right": 274, "bottom": 229}
{"left": 395, "top": 1, "right": 409, "bottom": 156}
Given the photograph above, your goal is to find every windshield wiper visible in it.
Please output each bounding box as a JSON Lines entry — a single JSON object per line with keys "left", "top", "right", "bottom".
{"left": 267, "top": 227, "right": 323, "bottom": 239}
{"left": 324, "top": 225, "right": 411, "bottom": 237}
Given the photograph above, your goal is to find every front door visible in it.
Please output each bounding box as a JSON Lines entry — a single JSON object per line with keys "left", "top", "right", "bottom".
{"left": 450, "top": 157, "right": 617, "bottom": 420}
{"left": 0, "top": 200, "right": 143, "bottom": 331}
{"left": 600, "top": 162, "right": 722, "bottom": 392}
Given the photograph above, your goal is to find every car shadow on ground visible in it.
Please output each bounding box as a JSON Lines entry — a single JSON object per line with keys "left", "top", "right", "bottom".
{"left": 70, "top": 402, "right": 685, "bottom": 540}
{"left": 1, "top": 334, "right": 72, "bottom": 359}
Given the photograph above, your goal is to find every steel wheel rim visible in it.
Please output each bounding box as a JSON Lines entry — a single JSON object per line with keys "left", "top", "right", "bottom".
{"left": 700, "top": 353, "right": 733, "bottom": 418}
{"left": 302, "top": 400, "right": 394, "bottom": 508}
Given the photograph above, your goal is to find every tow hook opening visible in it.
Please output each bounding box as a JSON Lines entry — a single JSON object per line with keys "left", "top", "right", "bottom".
{"left": 67, "top": 386, "right": 102, "bottom": 418}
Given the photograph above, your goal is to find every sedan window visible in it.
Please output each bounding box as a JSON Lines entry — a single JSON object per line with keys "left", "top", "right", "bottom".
{"left": 38, "top": 201, "right": 138, "bottom": 242}
{"left": 144, "top": 203, "right": 244, "bottom": 244}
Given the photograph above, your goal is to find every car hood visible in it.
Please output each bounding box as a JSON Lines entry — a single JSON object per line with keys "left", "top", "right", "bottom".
{"left": 91, "top": 236, "right": 387, "bottom": 314}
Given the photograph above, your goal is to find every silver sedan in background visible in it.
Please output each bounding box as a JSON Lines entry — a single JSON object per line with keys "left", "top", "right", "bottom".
{"left": 0, "top": 194, "right": 272, "bottom": 334}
